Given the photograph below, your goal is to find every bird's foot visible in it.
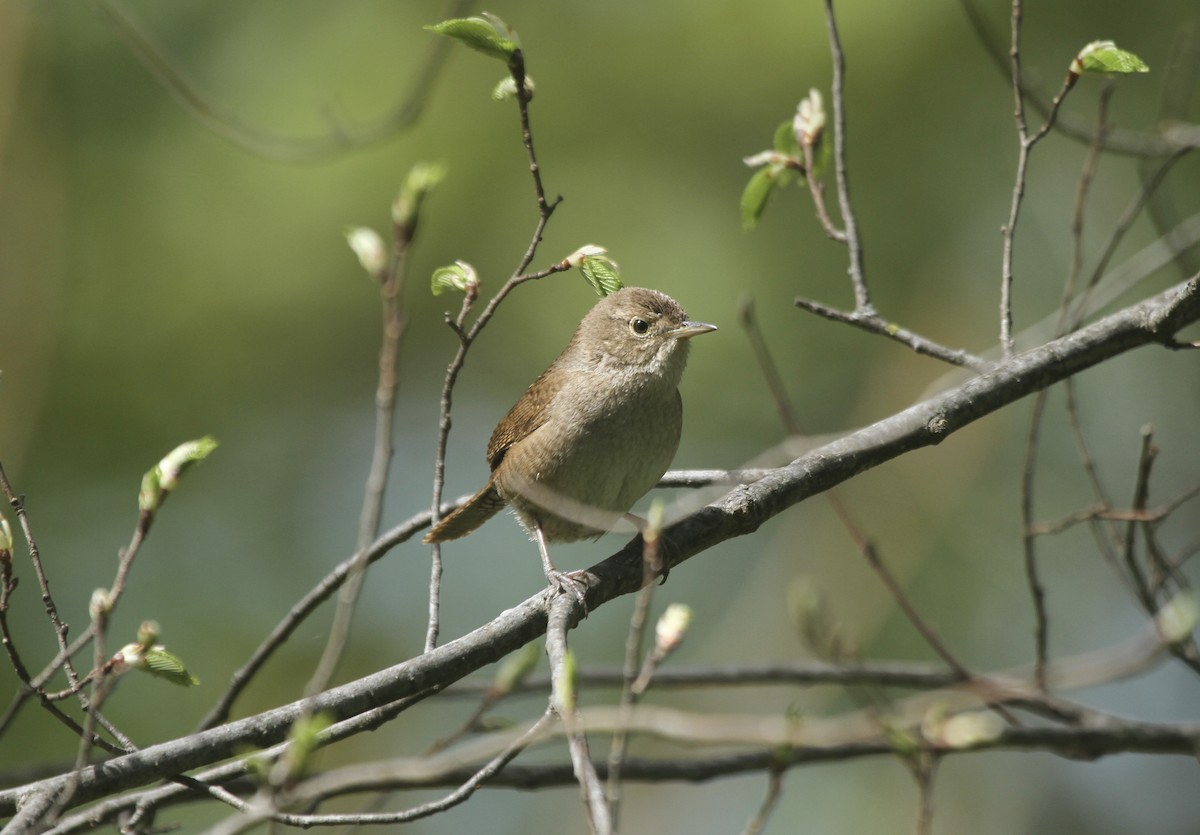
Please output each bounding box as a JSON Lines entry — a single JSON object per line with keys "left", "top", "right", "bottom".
{"left": 545, "top": 569, "right": 590, "bottom": 615}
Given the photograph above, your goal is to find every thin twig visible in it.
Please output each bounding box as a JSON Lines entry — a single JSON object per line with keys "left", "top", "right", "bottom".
{"left": 444, "top": 660, "right": 960, "bottom": 697}
{"left": 605, "top": 516, "right": 663, "bottom": 825}
{"left": 1123, "top": 428, "right": 1157, "bottom": 609}
{"left": 546, "top": 595, "right": 611, "bottom": 834}
{"left": 424, "top": 50, "right": 563, "bottom": 652}
{"left": 207, "top": 709, "right": 557, "bottom": 831}
{"left": 0, "top": 463, "right": 74, "bottom": 674}
{"left": 821, "top": 0, "right": 871, "bottom": 313}
{"left": 800, "top": 143, "right": 847, "bottom": 242}
{"left": 793, "top": 296, "right": 993, "bottom": 372}
{"left": 956, "top": 0, "right": 1179, "bottom": 159}
{"left": 1061, "top": 85, "right": 1113, "bottom": 327}
{"left": 8, "top": 275, "right": 1197, "bottom": 823}
{"left": 0, "top": 465, "right": 135, "bottom": 760}
{"left": 739, "top": 766, "right": 784, "bottom": 835}
{"left": 1019, "top": 389, "right": 1051, "bottom": 691}
{"left": 999, "top": 0, "right": 1078, "bottom": 356}
{"left": 911, "top": 754, "right": 938, "bottom": 835}
{"left": 307, "top": 199, "right": 415, "bottom": 696}
{"left": 197, "top": 509, "right": 439, "bottom": 731}
{"left": 741, "top": 300, "right": 989, "bottom": 699}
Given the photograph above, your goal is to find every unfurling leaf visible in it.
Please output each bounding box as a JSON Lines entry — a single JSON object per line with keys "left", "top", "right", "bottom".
{"left": 564, "top": 244, "right": 608, "bottom": 268}
{"left": 579, "top": 255, "right": 623, "bottom": 297}
{"left": 141, "top": 647, "right": 200, "bottom": 687}
{"left": 774, "top": 119, "right": 802, "bottom": 157}
{"left": 114, "top": 641, "right": 199, "bottom": 686}
{"left": 741, "top": 166, "right": 778, "bottom": 230}
{"left": 431, "top": 261, "right": 479, "bottom": 296}
{"left": 492, "top": 75, "right": 535, "bottom": 101}
{"left": 426, "top": 15, "right": 519, "bottom": 61}
{"left": 1070, "top": 40, "right": 1149, "bottom": 78}
{"left": 139, "top": 437, "right": 218, "bottom": 512}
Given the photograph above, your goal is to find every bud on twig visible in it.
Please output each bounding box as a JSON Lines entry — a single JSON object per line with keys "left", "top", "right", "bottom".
{"left": 0, "top": 515, "right": 11, "bottom": 567}
{"left": 139, "top": 437, "right": 219, "bottom": 513}
{"left": 492, "top": 75, "right": 535, "bottom": 101}
{"left": 346, "top": 227, "right": 388, "bottom": 276}
{"left": 564, "top": 244, "right": 608, "bottom": 268}
{"left": 793, "top": 88, "right": 825, "bottom": 149}
{"left": 1156, "top": 594, "right": 1198, "bottom": 645}
{"left": 137, "top": 619, "right": 160, "bottom": 648}
{"left": 654, "top": 603, "right": 693, "bottom": 656}
{"left": 89, "top": 588, "right": 113, "bottom": 622}
{"left": 391, "top": 162, "right": 446, "bottom": 234}
{"left": 431, "top": 261, "right": 480, "bottom": 297}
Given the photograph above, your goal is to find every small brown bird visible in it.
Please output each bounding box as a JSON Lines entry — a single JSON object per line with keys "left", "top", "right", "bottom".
{"left": 425, "top": 287, "right": 716, "bottom": 601}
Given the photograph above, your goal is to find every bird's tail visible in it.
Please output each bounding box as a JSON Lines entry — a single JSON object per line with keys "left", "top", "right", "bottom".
{"left": 424, "top": 481, "right": 507, "bottom": 543}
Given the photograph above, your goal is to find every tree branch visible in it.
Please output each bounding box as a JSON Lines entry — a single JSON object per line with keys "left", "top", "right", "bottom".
{"left": 3, "top": 274, "right": 1195, "bottom": 820}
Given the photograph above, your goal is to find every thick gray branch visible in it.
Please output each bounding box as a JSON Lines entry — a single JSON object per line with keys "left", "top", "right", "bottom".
{"left": 2, "top": 276, "right": 1196, "bottom": 821}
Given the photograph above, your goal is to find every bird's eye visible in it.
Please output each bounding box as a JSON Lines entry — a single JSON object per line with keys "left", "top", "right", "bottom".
{"left": 630, "top": 318, "right": 650, "bottom": 335}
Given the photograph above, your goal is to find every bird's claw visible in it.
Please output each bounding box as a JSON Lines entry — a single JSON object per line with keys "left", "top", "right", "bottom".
{"left": 546, "top": 569, "right": 590, "bottom": 616}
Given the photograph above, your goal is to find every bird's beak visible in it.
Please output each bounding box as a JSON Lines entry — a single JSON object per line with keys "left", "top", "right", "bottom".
{"left": 670, "top": 321, "right": 718, "bottom": 340}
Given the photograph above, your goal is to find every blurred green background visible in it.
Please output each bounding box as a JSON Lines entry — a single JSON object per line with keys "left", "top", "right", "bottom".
{"left": 2, "top": 0, "right": 1199, "bottom": 832}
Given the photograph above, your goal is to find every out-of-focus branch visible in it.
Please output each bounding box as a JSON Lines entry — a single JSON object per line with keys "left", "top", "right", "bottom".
{"left": 86, "top": 0, "right": 475, "bottom": 162}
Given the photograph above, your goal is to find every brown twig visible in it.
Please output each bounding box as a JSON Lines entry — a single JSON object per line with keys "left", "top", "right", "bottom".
{"left": 910, "top": 754, "right": 938, "bottom": 835}
{"left": 307, "top": 189, "right": 418, "bottom": 695}
{"left": 739, "top": 765, "right": 784, "bottom": 835}
{"left": 0, "top": 462, "right": 74, "bottom": 676}
{"left": 546, "top": 594, "right": 611, "bottom": 834}
{"left": 793, "top": 296, "right": 993, "bottom": 372}
{"left": 956, "top": 0, "right": 1180, "bottom": 159}
{"left": 605, "top": 513, "right": 664, "bottom": 825}
{"left": 424, "top": 49, "right": 564, "bottom": 652}
{"left": 821, "top": 0, "right": 871, "bottom": 314}
{"left": 800, "top": 144, "right": 847, "bottom": 243}
{"left": 999, "top": 0, "right": 1078, "bottom": 357}
{"left": 7, "top": 274, "right": 1197, "bottom": 822}
{"left": 741, "top": 299, "right": 986, "bottom": 696}
{"left": 1019, "top": 387, "right": 1052, "bottom": 692}
{"left": 196, "top": 508, "right": 441, "bottom": 731}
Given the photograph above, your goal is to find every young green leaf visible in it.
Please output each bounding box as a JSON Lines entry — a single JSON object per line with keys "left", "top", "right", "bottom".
{"left": 280, "top": 713, "right": 333, "bottom": 780}
{"left": 492, "top": 75, "right": 535, "bottom": 101}
{"left": 425, "top": 15, "right": 519, "bottom": 61}
{"left": 1070, "top": 40, "right": 1149, "bottom": 77}
{"left": 741, "top": 166, "right": 778, "bottom": 230}
{"left": 773, "top": 119, "right": 802, "bottom": 156}
{"left": 579, "top": 255, "right": 623, "bottom": 297}
{"left": 431, "top": 261, "right": 479, "bottom": 296}
{"left": 139, "top": 437, "right": 218, "bottom": 512}
{"left": 141, "top": 647, "right": 200, "bottom": 687}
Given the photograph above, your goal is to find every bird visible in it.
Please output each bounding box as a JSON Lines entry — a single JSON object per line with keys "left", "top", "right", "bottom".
{"left": 424, "top": 287, "right": 716, "bottom": 602}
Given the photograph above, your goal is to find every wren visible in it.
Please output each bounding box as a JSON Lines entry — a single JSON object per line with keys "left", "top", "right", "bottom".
{"left": 425, "top": 287, "right": 716, "bottom": 603}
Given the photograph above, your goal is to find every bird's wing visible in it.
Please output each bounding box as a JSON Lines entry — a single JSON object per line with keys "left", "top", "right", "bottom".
{"left": 486, "top": 368, "right": 557, "bottom": 471}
